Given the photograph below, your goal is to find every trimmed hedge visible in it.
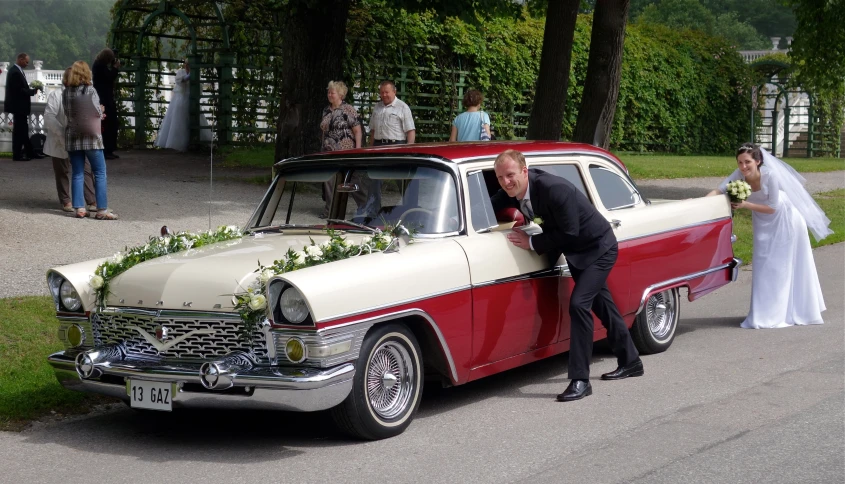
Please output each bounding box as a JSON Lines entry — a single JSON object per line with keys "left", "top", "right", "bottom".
{"left": 344, "top": 5, "right": 753, "bottom": 154}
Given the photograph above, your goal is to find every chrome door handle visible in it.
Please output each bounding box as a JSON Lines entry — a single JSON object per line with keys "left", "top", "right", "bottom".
{"left": 610, "top": 219, "right": 622, "bottom": 228}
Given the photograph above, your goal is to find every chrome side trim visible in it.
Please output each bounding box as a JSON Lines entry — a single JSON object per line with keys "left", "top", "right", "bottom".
{"left": 319, "top": 285, "right": 471, "bottom": 323}
{"left": 617, "top": 216, "right": 732, "bottom": 244}
{"left": 635, "top": 260, "right": 737, "bottom": 315}
{"left": 319, "top": 309, "right": 460, "bottom": 384}
{"left": 472, "top": 267, "right": 564, "bottom": 288}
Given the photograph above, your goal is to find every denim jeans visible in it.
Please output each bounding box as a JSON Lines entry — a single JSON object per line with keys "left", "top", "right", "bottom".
{"left": 68, "top": 149, "right": 108, "bottom": 209}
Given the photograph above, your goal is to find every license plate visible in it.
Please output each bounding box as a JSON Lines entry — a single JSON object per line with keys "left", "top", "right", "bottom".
{"left": 127, "top": 379, "right": 174, "bottom": 411}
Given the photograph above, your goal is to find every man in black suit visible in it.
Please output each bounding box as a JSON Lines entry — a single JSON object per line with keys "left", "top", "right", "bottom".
{"left": 4, "top": 53, "right": 43, "bottom": 161}
{"left": 491, "top": 149, "right": 643, "bottom": 401}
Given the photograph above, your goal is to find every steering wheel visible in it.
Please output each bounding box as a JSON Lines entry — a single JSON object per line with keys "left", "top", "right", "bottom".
{"left": 398, "top": 207, "right": 435, "bottom": 225}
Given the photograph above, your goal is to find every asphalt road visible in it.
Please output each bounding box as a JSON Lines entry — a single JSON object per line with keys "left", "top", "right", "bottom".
{"left": 1, "top": 152, "right": 843, "bottom": 483}
{"left": 0, "top": 245, "right": 842, "bottom": 483}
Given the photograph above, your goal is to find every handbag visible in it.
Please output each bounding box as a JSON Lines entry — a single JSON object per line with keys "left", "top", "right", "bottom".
{"left": 67, "top": 86, "right": 102, "bottom": 138}
{"left": 479, "top": 111, "right": 491, "bottom": 141}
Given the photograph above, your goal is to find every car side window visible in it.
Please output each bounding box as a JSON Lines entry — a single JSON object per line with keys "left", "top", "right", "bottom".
{"left": 589, "top": 165, "right": 638, "bottom": 210}
{"left": 467, "top": 170, "right": 498, "bottom": 232}
{"left": 535, "top": 164, "right": 589, "bottom": 198}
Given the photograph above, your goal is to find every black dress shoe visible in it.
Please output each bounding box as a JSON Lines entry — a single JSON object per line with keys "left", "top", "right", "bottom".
{"left": 30, "top": 153, "right": 45, "bottom": 159}
{"left": 601, "top": 358, "right": 644, "bottom": 380}
{"left": 14, "top": 156, "right": 31, "bottom": 161}
{"left": 105, "top": 153, "right": 119, "bottom": 160}
{"left": 557, "top": 379, "right": 592, "bottom": 402}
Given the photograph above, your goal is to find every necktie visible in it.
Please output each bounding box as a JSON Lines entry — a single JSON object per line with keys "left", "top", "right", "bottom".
{"left": 520, "top": 198, "right": 534, "bottom": 220}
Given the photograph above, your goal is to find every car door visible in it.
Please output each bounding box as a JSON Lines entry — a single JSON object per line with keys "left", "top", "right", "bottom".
{"left": 455, "top": 164, "right": 562, "bottom": 370}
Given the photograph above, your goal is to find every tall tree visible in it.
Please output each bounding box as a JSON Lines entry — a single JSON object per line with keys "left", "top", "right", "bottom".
{"left": 274, "top": 0, "right": 352, "bottom": 161}
{"left": 572, "top": 0, "right": 630, "bottom": 148}
{"left": 525, "top": 0, "right": 581, "bottom": 140}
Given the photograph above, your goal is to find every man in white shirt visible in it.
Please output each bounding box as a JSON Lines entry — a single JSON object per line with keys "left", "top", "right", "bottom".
{"left": 368, "top": 80, "right": 415, "bottom": 146}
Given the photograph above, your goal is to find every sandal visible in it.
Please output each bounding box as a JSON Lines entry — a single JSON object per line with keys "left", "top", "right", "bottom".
{"left": 75, "top": 208, "right": 87, "bottom": 218}
{"left": 95, "top": 210, "right": 119, "bottom": 220}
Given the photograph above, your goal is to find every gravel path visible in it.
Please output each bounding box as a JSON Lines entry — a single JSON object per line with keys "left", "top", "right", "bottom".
{"left": 1, "top": 150, "right": 842, "bottom": 298}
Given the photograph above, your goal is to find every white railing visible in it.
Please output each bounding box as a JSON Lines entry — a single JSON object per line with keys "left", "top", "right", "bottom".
{"left": 0, "top": 101, "right": 46, "bottom": 153}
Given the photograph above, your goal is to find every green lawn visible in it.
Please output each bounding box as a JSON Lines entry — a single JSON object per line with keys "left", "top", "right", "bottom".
{"left": 220, "top": 144, "right": 276, "bottom": 169}
{"left": 618, "top": 154, "right": 844, "bottom": 180}
{"left": 731, "top": 189, "right": 845, "bottom": 265}
{"left": 0, "top": 296, "right": 111, "bottom": 431}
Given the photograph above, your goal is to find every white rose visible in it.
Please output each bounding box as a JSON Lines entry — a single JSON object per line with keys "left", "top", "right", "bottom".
{"left": 90, "top": 275, "right": 104, "bottom": 289}
{"left": 293, "top": 251, "right": 306, "bottom": 265}
{"left": 248, "top": 294, "right": 266, "bottom": 310}
{"left": 730, "top": 187, "right": 737, "bottom": 195}
{"left": 259, "top": 268, "right": 275, "bottom": 283}
{"left": 360, "top": 236, "right": 371, "bottom": 246}
{"left": 112, "top": 253, "right": 124, "bottom": 264}
{"left": 163, "top": 236, "right": 171, "bottom": 245}
{"left": 306, "top": 245, "right": 323, "bottom": 258}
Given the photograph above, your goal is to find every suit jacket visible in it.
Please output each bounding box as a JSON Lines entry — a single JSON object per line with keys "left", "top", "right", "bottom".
{"left": 4, "top": 65, "right": 37, "bottom": 115}
{"left": 92, "top": 61, "right": 117, "bottom": 106}
{"left": 491, "top": 168, "right": 616, "bottom": 270}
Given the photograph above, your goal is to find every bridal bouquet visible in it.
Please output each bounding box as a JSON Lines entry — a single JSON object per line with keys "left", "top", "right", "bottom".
{"left": 725, "top": 180, "right": 752, "bottom": 203}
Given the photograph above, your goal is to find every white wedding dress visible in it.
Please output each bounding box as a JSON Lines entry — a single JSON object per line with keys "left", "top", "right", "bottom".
{"left": 719, "top": 166, "right": 826, "bottom": 329}
{"left": 154, "top": 69, "right": 212, "bottom": 151}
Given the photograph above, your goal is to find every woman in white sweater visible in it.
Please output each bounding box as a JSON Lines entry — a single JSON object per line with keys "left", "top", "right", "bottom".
{"left": 44, "top": 67, "right": 96, "bottom": 212}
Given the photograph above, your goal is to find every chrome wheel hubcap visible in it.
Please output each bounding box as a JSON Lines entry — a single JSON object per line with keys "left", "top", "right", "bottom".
{"left": 367, "top": 341, "right": 415, "bottom": 420}
{"left": 646, "top": 290, "right": 676, "bottom": 340}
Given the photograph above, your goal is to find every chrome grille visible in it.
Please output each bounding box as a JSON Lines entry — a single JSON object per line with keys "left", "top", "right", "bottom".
{"left": 92, "top": 310, "right": 268, "bottom": 362}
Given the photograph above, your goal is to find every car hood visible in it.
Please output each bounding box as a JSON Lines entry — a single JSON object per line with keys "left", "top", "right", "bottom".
{"left": 103, "top": 231, "right": 359, "bottom": 312}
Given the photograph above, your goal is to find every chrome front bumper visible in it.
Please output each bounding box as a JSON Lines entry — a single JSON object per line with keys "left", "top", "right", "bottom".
{"left": 48, "top": 351, "right": 355, "bottom": 412}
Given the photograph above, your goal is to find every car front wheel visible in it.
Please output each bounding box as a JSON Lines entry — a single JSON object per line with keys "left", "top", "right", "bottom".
{"left": 331, "top": 323, "right": 423, "bottom": 440}
{"left": 631, "top": 288, "right": 679, "bottom": 354}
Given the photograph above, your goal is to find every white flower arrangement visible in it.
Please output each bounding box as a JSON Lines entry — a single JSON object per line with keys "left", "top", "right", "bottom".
{"left": 89, "top": 225, "right": 245, "bottom": 309}
{"left": 725, "top": 180, "right": 752, "bottom": 203}
{"left": 232, "top": 229, "right": 402, "bottom": 340}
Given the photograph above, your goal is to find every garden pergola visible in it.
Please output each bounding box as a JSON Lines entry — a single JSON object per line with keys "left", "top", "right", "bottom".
{"left": 109, "top": 0, "right": 283, "bottom": 149}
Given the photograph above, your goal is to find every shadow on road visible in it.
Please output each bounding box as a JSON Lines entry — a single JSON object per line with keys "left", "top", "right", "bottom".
{"left": 676, "top": 316, "right": 745, "bottom": 335}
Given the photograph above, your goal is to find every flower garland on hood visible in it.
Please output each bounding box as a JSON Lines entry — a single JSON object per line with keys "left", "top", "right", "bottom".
{"left": 88, "top": 225, "right": 404, "bottom": 342}
{"left": 89, "top": 225, "right": 244, "bottom": 309}
{"left": 233, "top": 229, "right": 396, "bottom": 340}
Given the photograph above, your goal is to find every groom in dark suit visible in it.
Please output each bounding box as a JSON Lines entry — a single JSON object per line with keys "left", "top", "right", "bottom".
{"left": 4, "top": 53, "right": 42, "bottom": 161}
{"left": 491, "top": 149, "right": 643, "bottom": 401}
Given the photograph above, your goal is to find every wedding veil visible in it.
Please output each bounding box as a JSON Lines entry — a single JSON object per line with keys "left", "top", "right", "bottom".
{"left": 760, "top": 147, "right": 833, "bottom": 242}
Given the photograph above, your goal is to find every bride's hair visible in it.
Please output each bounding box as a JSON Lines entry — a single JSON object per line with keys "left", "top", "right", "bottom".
{"left": 737, "top": 142, "right": 763, "bottom": 166}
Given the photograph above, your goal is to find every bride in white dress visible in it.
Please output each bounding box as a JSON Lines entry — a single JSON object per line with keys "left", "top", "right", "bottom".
{"left": 708, "top": 143, "right": 832, "bottom": 329}
{"left": 154, "top": 60, "right": 212, "bottom": 151}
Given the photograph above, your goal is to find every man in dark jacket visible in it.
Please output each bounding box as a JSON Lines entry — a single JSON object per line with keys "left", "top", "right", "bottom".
{"left": 92, "top": 48, "right": 120, "bottom": 159}
{"left": 491, "top": 149, "right": 643, "bottom": 402}
{"left": 4, "top": 53, "right": 42, "bottom": 161}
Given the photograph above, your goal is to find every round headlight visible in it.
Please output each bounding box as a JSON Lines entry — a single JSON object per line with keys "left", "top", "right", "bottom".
{"left": 285, "top": 337, "right": 307, "bottom": 363}
{"left": 279, "top": 287, "right": 309, "bottom": 323}
{"left": 60, "top": 280, "right": 82, "bottom": 312}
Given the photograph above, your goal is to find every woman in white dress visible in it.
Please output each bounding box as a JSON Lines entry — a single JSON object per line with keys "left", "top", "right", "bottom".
{"left": 154, "top": 60, "right": 211, "bottom": 151}
{"left": 708, "top": 143, "right": 831, "bottom": 329}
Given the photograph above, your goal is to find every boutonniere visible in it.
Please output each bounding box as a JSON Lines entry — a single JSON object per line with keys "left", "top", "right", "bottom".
{"left": 533, "top": 217, "right": 543, "bottom": 225}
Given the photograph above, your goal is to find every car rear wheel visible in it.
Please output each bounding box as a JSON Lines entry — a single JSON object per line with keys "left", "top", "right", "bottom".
{"left": 331, "top": 323, "right": 423, "bottom": 440}
{"left": 631, "top": 288, "right": 679, "bottom": 354}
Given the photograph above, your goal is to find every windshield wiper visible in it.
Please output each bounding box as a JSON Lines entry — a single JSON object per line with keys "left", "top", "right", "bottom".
{"left": 325, "top": 219, "right": 378, "bottom": 233}
{"left": 247, "top": 223, "right": 317, "bottom": 234}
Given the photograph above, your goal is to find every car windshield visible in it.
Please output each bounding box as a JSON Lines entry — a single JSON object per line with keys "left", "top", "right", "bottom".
{"left": 248, "top": 163, "right": 461, "bottom": 235}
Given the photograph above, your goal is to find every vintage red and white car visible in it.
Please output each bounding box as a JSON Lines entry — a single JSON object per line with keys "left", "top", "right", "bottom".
{"left": 47, "top": 141, "right": 740, "bottom": 439}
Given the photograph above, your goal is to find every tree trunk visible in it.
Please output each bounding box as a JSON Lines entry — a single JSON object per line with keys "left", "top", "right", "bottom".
{"left": 572, "top": 0, "right": 630, "bottom": 149}
{"left": 275, "top": 0, "right": 352, "bottom": 161}
{"left": 526, "top": 0, "right": 580, "bottom": 141}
